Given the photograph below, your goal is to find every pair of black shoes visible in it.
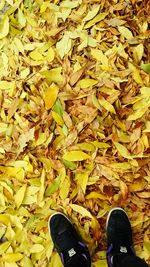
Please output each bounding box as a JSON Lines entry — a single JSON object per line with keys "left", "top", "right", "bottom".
{"left": 48, "top": 208, "right": 135, "bottom": 267}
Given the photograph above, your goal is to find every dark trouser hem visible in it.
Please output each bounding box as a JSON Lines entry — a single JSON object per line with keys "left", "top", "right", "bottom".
{"left": 114, "top": 255, "right": 149, "bottom": 267}
{"left": 65, "top": 254, "right": 91, "bottom": 267}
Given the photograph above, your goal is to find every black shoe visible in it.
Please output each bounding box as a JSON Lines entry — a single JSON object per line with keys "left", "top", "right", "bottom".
{"left": 48, "top": 212, "right": 91, "bottom": 267}
{"left": 106, "top": 208, "right": 135, "bottom": 267}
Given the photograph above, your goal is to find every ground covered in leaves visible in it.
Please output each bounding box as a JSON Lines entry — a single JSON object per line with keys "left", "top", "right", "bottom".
{"left": 0, "top": 0, "right": 150, "bottom": 266}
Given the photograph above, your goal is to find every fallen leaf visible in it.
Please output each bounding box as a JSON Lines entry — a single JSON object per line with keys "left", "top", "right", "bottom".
{"left": 63, "top": 151, "right": 90, "bottom": 161}
{"left": 0, "top": 16, "right": 9, "bottom": 39}
{"left": 118, "top": 26, "right": 133, "bottom": 40}
{"left": 14, "top": 184, "right": 27, "bottom": 208}
{"left": 141, "top": 63, "right": 150, "bottom": 74}
{"left": 83, "top": 5, "right": 100, "bottom": 22}
{"left": 3, "top": 253, "right": 23, "bottom": 262}
{"left": 84, "top": 13, "right": 108, "bottom": 29}
{"left": 98, "top": 97, "right": 116, "bottom": 114}
{"left": 78, "top": 78, "right": 98, "bottom": 88}
{"left": 70, "top": 204, "right": 93, "bottom": 218}
{"left": 114, "top": 142, "right": 133, "bottom": 159}
{"left": 43, "top": 83, "right": 59, "bottom": 110}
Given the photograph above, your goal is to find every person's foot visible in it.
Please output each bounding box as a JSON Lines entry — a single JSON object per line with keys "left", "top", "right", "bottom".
{"left": 48, "top": 212, "right": 91, "bottom": 267}
{"left": 106, "top": 208, "right": 135, "bottom": 267}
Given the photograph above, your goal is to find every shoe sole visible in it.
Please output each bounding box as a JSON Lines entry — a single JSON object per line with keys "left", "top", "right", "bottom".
{"left": 48, "top": 212, "right": 73, "bottom": 238}
{"left": 106, "top": 207, "right": 128, "bottom": 229}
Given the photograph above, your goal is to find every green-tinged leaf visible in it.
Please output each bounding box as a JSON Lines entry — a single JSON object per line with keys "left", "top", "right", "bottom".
{"left": 45, "top": 176, "right": 61, "bottom": 196}
{"left": 110, "top": 162, "right": 131, "bottom": 170}
{"left": 141, "top": 63, "right": 150, "bottom": 74}
{"left": 18, "top": 9, "right": 26, "bottom": 28}
{"left": 40, "top": 68, "right": 63, "bottom": 84}
{"left": 114, "top": 142, "right": 133, "bottom": 159}
{"left": 63, "top": 160, "right": 76, "bottom": 170}
{"left": 77, "top": 142, "right": 95, "bottom": 152}
{"left": 118, "top": 26, "right": 133, "bottom": 40}
{"left": 63, "top": 151, "right": 90, "bottom": 161}
{"left": 53, "top": 99, "right": 63, "bottom": 116}
{"left": 56, "top": 33, "right": 72, "bottom": 58}
{"left": 92, "top": 141, "right": 110, "bottom": 148}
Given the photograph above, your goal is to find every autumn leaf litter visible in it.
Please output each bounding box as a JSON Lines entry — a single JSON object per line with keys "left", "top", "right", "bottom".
{"left": 0, "top": 0, "right": 150, "bottom": 266}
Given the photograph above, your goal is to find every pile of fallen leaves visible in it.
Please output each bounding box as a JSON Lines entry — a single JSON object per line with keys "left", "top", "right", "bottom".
{"left": 0, "top": 0, "right": 150, "bottom": 266}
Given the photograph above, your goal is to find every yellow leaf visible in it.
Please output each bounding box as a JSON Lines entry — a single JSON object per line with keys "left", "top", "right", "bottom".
{"left": 14, "top": 184, "right": 27, "bottom": 208}
{"left": 18, "top": 128, "right": 35, "bottom": 154}
{"left": 76, "top": 172, "right": 89, "bottom": 194}
{"left": 70, "top": 204, "right": 93, "bottom": 218}
{"left": 63, "top": 151, "right": 90, "bottom": 161}
{"left": 3, "top": 253, "right": 23, "bottom": 262}
{"left": 0, "top": 81, "right": 15, "bottom": 90}
{"left": 83, "top": 5, "right": 100, "bottom": 22}
{"left": 56, "top": 33, "right": 72, "bottom": 58}
{"left": 30, "top": 244, "right": 44, "bottom": 253}
{"left": 0, "top": 166, "right": 24, "bottom": 181}
{"left": 129, "top": 182, "right": 146, "bottom": 192}
{"left": 47, "top": 47, "right": 55, "bottom": 62}
{"left": 0, "top": 242, "right": 11, "bottom": 256}
{"left": 60, "top": 175, "right": 70, "bottom": 200}
{"left": 93, "top": 259, "right": 107, "bottom": 267}
{"left": 43, "top": 83, "right": 59, "bottom": 110}
{"left": 40, "top": 67, "right": 63, "bottom": 84}
{"left": 133, "top": 44, "right": 144, "bottom": 63}
{"left": 118, "top": 26, "right": 133, "bottom": 40}
{"left": 29, "top": 49, "right": 44, "bottom": 61}
{"left": 114, "top": 142, "right": 132, "bottom": 159}
{"left": 0, "top": 214, "right": 10, "bottom": 225}
{"left": 128, "top": 63, "right": 143, "bottom": 84}
{"left": 18, "top": 8, "right": 26, "bottom": 28}
{"left": 78, "top": 78, "right": 98, "bottom": 88}
{"left": 77, "top": 142, "right": 95, "bottom": 152}
{"left": 0, "top": 16, "right": 9, "bottom": 39}
{"left": 110, "top": 162, "right": 131, "bottom": 170}
{"left": 20, "top": 68, "right": 30, "bottom": 79}
{"left": 22, "top": 256, "right": 33, "bottom": 267}
{"left": 52, "top": 111, "right": 64, "bottom": 126}
{"left": 92, "top": 141, "right": 110, "bottom": 148}
{"left": 91, "top": 49, "right": 109, "bottom": 70}
{"left": 14, "top": 37, "right": 24, "bottom": 54}
{"left": 98, "top": 97, "right": 116, "bottom": 114}
{"left": 23, "top": 186, "right": 39, "bottom": 205}
{"left": 84, "top": 13, "right": 108, "bottom": 29}
{"left": 86, "top": 192, "right": 108, "bottom": 200}
{"left": 127, "top": 107, "right": 148, "bottom": 121}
